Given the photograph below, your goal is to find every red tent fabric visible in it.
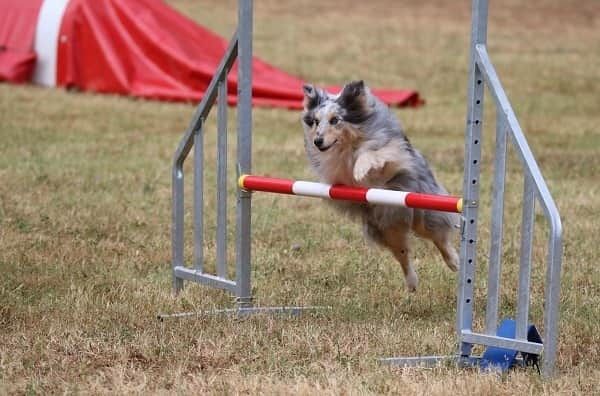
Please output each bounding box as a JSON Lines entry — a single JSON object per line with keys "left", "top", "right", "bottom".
{"left": 1, "top": 0, "right": 423, "bottom": 109}
{"left": 0, "top": 0, "right": 42, "bottom": 83}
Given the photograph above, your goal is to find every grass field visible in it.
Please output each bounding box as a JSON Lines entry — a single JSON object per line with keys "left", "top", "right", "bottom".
{"left": 1, "top": 0, "right": 599, "bottom": 394}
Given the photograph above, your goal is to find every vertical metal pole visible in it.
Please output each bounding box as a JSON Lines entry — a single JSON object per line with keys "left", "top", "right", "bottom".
{"left": 172, "top": 163, "right": 184, "bottom": 293}
{"left": 193, "top": 124, "right": 204, "bottom": 272}
{"left": 216, "top": 79, "right": 228, "bottom": 279}
{"left": 235, "top": 0, "right": 253, "bottom": 308}
{"left": 516, "top": 172, "right": 535, "bottom": 340}
{"left": 457, "top": 0, "right": 487, "bottom": 356}
{"left": 485, "top": 115, "right": 507, "bottom": 335}
{"left": 543, "top": 220, "right": 563, "bottom": 377}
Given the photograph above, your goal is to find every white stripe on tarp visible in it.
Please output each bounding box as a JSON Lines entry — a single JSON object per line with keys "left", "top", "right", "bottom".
{"left": 292, "top": 181, "right": 331, "bottom": 198}
{"left": 32, "top": 0, "right": 71, "bottom": 86}
{"left": 365, "top": 188, "right": 408, "bottom": 206}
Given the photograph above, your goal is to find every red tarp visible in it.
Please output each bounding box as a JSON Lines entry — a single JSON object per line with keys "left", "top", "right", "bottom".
{"left": 0, "top": 0, "right": 42, "bottom": 83}
{"left": 1, "top": 0, "right": 423, "bottom": 109}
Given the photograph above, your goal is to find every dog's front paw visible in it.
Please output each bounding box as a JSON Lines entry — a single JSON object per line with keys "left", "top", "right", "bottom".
{"left": 353, "top": 160, "right": 371, "bottom": 183}
{"left": 353, "top": 154, "right": 384, "bottom": 183}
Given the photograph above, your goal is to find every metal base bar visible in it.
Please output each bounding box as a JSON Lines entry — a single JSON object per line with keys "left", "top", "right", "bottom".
{"left": 461, "top": 330, "right": 543, "bottom": 354}
{"left": 380, "top": 355, "right": 460, "bottom": 368}
{"left": 380, "top": 355, "right": 489, "bottom": 369}
{"left": 157, "top": 305, "right": 331, "bottom": 321}
{"left": 173, "top": 266, "right": 237, "bottom": 293}
{"left": 380, "top": 354, "right": 533, "bottom": 372}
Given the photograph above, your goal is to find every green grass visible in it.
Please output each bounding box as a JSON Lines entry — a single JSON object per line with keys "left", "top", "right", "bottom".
{"left": 1, "top": 0, "right": 599, "bottom": 393}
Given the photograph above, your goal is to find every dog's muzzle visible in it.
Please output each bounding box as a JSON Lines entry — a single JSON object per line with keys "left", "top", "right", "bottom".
{"left": 314, "top": 137, "right": 337, "bottom": 152}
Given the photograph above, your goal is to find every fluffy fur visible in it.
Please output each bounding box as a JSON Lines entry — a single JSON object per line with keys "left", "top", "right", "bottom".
{"left": 301, "top": 80, "right": 459, "bottom": 291}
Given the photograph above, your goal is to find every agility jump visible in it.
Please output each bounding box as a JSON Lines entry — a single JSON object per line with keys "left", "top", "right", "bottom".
{"left": 238, "top": 175, "right": 463, "bottom": 213}
{"left": 164, "top": 0, "right": 563, "bottom": 377}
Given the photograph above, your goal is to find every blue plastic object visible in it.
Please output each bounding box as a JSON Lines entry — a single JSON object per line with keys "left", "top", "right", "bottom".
{"left": 480, "top": 318, "right": 543, "bottom": 372}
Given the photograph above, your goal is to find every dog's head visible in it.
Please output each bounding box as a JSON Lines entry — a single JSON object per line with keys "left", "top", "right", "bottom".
{"left": 301, "top": 80, "right": 374, "bottom": 153}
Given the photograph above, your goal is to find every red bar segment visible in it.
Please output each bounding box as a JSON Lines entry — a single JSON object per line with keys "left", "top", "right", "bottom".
{"left": 405, "top": 192, "right": 462, "bottom": 213}
{"left": 242, "top": 175, "right": 294, "bottom": 194}
{"left": 329, "top": 184, "right": 369, "bottom": 202}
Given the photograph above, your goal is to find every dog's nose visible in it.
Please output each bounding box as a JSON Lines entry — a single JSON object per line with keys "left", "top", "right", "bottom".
{"left": 314, "top": 137, "right": 324, "bottom": 148}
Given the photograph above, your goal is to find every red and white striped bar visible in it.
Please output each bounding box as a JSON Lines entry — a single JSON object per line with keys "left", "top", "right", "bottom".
{"left": 239, "top": 175, "right": 463, "bottom": 213}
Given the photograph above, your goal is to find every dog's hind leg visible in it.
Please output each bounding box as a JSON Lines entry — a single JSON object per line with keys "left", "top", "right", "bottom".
{"left": 381, "top": 227, "right": 418, "bottom": 292}
{"left": 431, "top": 232, "right": 459, "bottom": 272}
{"left": 416, "top": 224, "right": 459, "bottom": 272}
{"left": 413, "top": 211, "right": 460, "bottom": 272}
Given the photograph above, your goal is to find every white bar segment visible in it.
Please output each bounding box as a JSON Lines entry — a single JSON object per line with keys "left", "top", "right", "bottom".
{"left": 292, "top": 181, "right": 331, "bottom": 198}
{"left": 33, "top": 0, "right": 71, "bottom": 86}
{"left": 366, "top": 188, "right": 408, "bottom": 206}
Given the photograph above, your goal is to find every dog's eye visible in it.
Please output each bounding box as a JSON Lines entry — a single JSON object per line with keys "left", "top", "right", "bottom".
{"left": 330, "top": 116, "right": 340, "bottom": 125}
{"left": 303, "top": 115, "right": 315, "bottom": 127}
{"left": 314, "top": 119, "right": 320, "bottom": 126}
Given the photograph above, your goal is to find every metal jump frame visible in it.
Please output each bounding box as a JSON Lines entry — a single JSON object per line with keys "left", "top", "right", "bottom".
{"left": 167, "top": 0, "right": 563, "bottom": 377}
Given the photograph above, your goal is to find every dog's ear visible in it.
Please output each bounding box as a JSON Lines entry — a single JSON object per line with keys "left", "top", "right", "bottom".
{"left": 303, "top": 83, "right": 323, "bottom": 110}
{"left": 339, "top": 80, "right": 365, "bottom": 101}
{"left": 337, "top": 80, "right": 371, "bottom": 124}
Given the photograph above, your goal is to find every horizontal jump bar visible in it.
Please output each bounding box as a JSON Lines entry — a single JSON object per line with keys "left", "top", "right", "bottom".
{"left": 239, "top": 175, "right": 463, "bottom": 213}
